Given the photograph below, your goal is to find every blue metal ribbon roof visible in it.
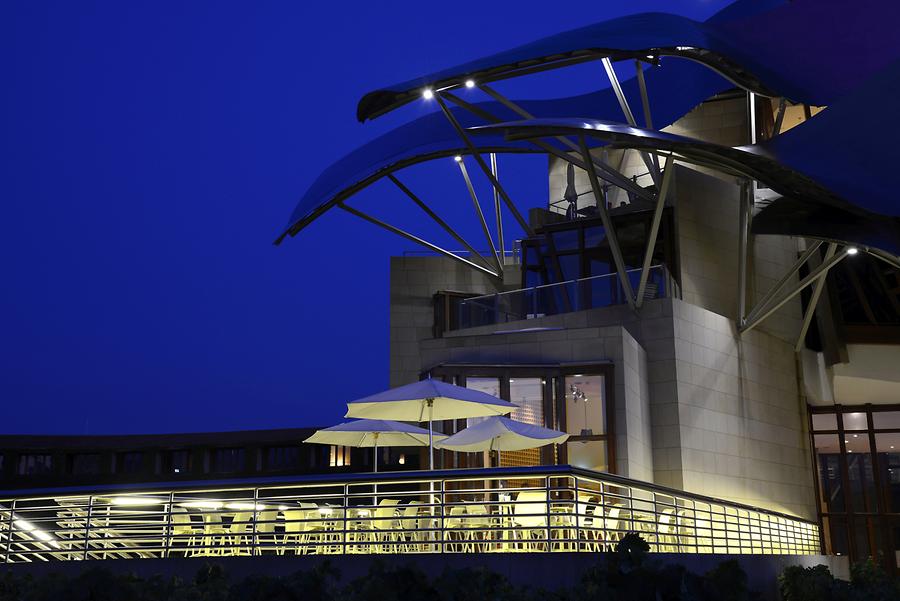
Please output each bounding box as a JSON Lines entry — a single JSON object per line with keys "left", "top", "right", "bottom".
{"left": 278, "top": 59, "right": 728, "bottom": 242}
{"left": 470, "top": 58, "right": 900, "bottom": 254}
{"left": 357, "top": 0, "right": 900, "bottom": 122}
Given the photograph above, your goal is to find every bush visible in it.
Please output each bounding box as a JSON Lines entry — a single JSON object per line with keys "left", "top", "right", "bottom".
{"left": 0, "top": 536, "right": 894, "bottom": 601}
{"left": 778, "top": 560, "right": 900, "bottom": 601}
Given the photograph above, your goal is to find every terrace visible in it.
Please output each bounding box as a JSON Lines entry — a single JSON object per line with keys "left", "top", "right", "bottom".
{"left": 0, "top": 465, "right": 818, "bottom": 562}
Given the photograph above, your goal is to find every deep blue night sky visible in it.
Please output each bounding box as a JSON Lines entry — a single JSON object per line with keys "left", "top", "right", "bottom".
{"left": 1, "top": 1, "right": 731, "bottom": 434}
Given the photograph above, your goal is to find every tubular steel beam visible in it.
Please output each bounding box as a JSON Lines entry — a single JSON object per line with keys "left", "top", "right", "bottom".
{"left": 795, "top": 243, "right": 838, "bottom": 352}
{"left": 602, "top": 57, "right": 659, "bottom": 183}
{"left": 490, "top": 153, "right": 505, "bottom": 264}
{"left": 737, "top": 181, "right": 752, "bottom": 323}
{"left": 634, "top": 59, "right": 660, "bottom": 175}
{"left": 742, "top": 240, "right": 823, "bottom": 326}
{"left": 868, "top": 247, "right": 900, "bottom": 271}
{"left": 578, "top": 135, "right": 636, "bottom": 309}
{"left": 740, "top": 246, "right": 851, "bottom": 334}
{"left": 387, "top": 173, "right": 494, "bottom": 271}
{"left": 456, "top": 157, "right": 502, "bottom": 274}
{"left": 337, "top": 202, "right": 500, "bottom": 278}
{"left": 772, "top": 97, "right": 787, "bottom": 138}
{"left": 471, "top": 85, "right": 655, "bottom": 203}
{"left": 635, "top": 153, "right": 674, "bottom": 308}
{"left": 433, "top": 92, "right": 534, "bottom": 236}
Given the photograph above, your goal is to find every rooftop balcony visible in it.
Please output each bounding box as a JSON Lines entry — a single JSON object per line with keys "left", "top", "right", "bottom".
{"left": 1, "top": 465, "right": 817, "bottom": 562}
{"left": 456, "top": 265, "right": 676, "bottom": 331}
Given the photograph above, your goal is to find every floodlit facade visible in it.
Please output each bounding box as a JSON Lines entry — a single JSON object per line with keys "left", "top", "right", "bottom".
{"left": 4, "top": 0, "right": 900, "bottom": 576}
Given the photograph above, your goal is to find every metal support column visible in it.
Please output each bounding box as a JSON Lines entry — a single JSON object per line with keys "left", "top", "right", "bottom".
{"left": 456, "top": 157, "right": 502, "bottom": 273}
{"left": 388, "top": 173, "right": 494, "bottom": 271}
{"left": 337, "top": 203, "right": 499, "bottom": 278}
{"left": 743, "top": 241, "right": 823, "bottom": 326}
{"left": 602, "top": 57, "right": 659, "bottom": 183}
{"left": 466, "top": 86, "right": 655, "bottom": 203}
{"left": 737, "top": 181, "right": 751, "bottom": 324}
{"left": 636, "top": 153, "right": 674, "bottom": 307}
{"left": 578, "top": 136, "right": 636, "bottom": 309}
{"left": 434, "top": 93, "right": 534, "bottom": 236}
{"left": 491, "top": 153, "right": 505, "bottom": 265}
{"left": 795, "top": 243, "right": 838, "bottom": 352}
{"left": 741, "top": 247, "right": 852, "bottom": 334}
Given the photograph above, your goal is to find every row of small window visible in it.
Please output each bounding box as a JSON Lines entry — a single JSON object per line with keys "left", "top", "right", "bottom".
{"left": 811, "top": 410, "right": 900, "bottom": 432}
{"left": 6, "top": 446, "right": 323, "bottom": 478}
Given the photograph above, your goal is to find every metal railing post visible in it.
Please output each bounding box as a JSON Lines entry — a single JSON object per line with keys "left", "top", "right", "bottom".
{"left": 574, "top": 477, "right": 581, "bottom": 552}
{"left": 342, "top": 484, "right": 349, "bottom": 555}
{"left": 251, "top": 488, "right": 259, "bottom": 556}
{"left": 4, "top": 501, "right": 15, "bottom": 563}
{"left": 545, "top": 476, "right": 552, "bottom": 552}
{"left": 82, "top": 496, "right": 93, "bottom": 561}
{"left": 163, "top": 492, "right": 174, "bottom": 558}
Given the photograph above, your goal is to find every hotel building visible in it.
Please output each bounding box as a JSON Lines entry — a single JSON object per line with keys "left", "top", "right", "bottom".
{"left": 3, "top": 0, "right": 899, "bottom": 580}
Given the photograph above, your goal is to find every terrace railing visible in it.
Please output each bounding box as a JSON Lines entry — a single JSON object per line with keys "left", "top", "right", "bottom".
{"left": 0, "top": 466, "right": 818, "bottom": 562}
{"left": 457, "top": 265, "right": 675, "bottom": 330}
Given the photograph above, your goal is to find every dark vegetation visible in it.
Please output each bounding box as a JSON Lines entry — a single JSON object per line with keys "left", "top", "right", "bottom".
{"left": 1, "top": 534, "right": 897, "bottom": 601}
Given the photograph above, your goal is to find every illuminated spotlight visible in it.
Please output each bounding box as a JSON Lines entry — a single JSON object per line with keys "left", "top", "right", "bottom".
{"left": 422, "top": 88, "right": 434, "bottom": 100}
{"left": 454, "top": 155, "right": 463, "bottom": 162}
{"left": 846, "top": 247, "right": 859, "bottom": 255}
{"left": 464, "top": 79, "right": 475, "bottom": 88}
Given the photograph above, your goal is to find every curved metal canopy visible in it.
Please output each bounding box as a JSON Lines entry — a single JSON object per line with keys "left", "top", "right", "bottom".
{"left": 357, "top": 0, "right": 900, "bottom": 122}
{"left": 469, "top": 55, "right": 900, "bottom": 254}
{"left": 278, "top": 58, "right": 729, "bottom": 243}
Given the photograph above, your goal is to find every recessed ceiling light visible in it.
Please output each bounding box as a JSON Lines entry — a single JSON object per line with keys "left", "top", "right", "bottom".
{"left": 465, "top": 79, "right": 475, "bottom": 88}
{"left": 422, "top": 88, "right": 434, "bottom": 100}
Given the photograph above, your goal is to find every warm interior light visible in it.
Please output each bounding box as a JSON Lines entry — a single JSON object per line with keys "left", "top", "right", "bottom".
{"left": 14, "top": 519, "right": 35, "bottom": 531}
{"left": 846, "top": 247, "right": 858, "bottom": 255}
{"left": 453, "top": 155, "right": 463, "bottom": 162}
{"left": 111, "top": 496, "right": 163, "bottom": 506}
{"left": 398, "top": 453, "right": 406, "bottom": 465}
{"left": 464, "top": 79, "right": 475, "bottom": 88}
{"left": 225, "top": 502, "right": 266, "bottom": 511}
{"left": 422, "top": 88, "right": 434, "bottom": 100}
{"left": 181, "top": 501, "right": 223, "bottom": 509}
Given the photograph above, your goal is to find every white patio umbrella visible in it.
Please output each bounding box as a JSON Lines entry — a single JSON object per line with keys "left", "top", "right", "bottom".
{"left": 434, "top": 416, "right": 569, "bottom": 453}
{"left": 304, "top": 419, "right": 446, "bottom": 472}
{"left": 345, "top": 379, "right": 516, "bottom": 469}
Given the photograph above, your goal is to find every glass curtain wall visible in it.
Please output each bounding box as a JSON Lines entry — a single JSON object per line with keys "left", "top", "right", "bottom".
{"left": 430, "top": 364, "right": 614, "bottom": 472}
{"left": 810, "top": 405, "right": 900, "bottom": 571}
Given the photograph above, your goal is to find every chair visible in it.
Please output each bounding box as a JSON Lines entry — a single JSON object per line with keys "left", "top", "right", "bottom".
{"left": 281, "top": 504, "right": 321, "bottom": 555}
{"left": 575, "top": 495, "right": 601, "bottom": 552}
{"left": 226, "top": 512, "right": 253, "bottom": 556}
{"left": 400, "top": 501, "right": 424, "bottom": 552}
{"left": 170, "top": 507, "right": 199, "bottom": 556}
{"left": 444, "top": 506, "right": 468, "bottom": 552}
{"left": 254, "top": 510, "right": 279, "bottom": 555}
{"left": 658, "top": 508, "right": 677, "bottom": 552}
{"left": 602, "top": 507, "right": 622, "bottom": 550}
{"left": 513, "top": 491, "right": 548, "bottom": 551}
{"left": 200, "top": 511, "right": 228, "bottom": 556}
{"left": 373, "top": 499, "right": 401, "bottom": 553}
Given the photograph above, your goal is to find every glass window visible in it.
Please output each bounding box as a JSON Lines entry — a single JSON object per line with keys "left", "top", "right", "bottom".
{"left": 17, "top": 454, "right": 53, "bottom": 476}
{"left": 266, "top": 446, "right": 300, "bottom": 471}
{"left": 329, "top": 445, "right": 351, "bottom": 467}
{"left": 845, "top": 435, "right": 877, "bottom": 512}
{"left": 168, "top": 450, "right": 190, "bottom": 474}
{"left": 117, "top": 452, "right": 144, "bottom": 474}
{"left": 814, "top": 434, "right": 844, "bottom": 513}
{"left": 565, "top": 375, "right": 605, "bottom": 437}
{"left": 567, "top": 440, "right": 608, "bottom": 472}
{"left": 875, "top": 433, "right": 900, "bottom": 513}
{"left": 873, "top": 412, "right": 900, "bottom": 430}
{"left": 811, "top": 413, "right": 838, "bottom": 431}
{"left": 503, "top": 378, "right": 545, "bottom": 468}
{"left": 213, "top": 448, "right": 246, "bottom": 473}
{"left": 71, "top": 453, "right": 101, "bottom": 475}
{"left": 551, "top": 229, "right": 579, "bottom": 252}
{"left": 842, "top": 412, "right": 868, "bottom": 431}
{"left": 584, "top": 226, "right": 607, "bottom": 248}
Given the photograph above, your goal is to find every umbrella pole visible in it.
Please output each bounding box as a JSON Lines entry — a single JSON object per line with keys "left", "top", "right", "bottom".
{"left": 373, "top": 434, "right": 379, "bottom": 507}
{"left": 427, "top": 399, "right": 434, "bottom": 470}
